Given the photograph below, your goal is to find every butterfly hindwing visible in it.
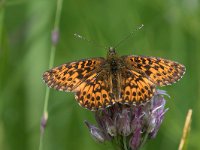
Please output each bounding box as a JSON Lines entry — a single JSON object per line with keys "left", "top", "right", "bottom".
{"left": 74, "top": 70, "right": 115, "bottom": 111}
{"left": 122, "top": 55, "right": 186, "bottom": 86}
{"left": 120, "top": 68, "right": 156, "bottom": 105}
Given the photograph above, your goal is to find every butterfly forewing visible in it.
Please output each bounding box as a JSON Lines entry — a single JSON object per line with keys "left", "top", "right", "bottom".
{"left": 122, "top": 55, "right": 186, "bottom": 86}
{"left": 43, "top": 58, "right": 105, "bottom": 92}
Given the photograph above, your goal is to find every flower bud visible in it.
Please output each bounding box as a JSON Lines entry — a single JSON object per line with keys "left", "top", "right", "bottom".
{"left": 84, "top": 121, "right": 105, "bottom": 142}
{"left": 115, "top": 109, "right": 131, "bottom": 136}
{"left": 129, "top": 127, "right": 142, "bottom": 150}
{"left": 51, "top": 29, "right": 59, "bottom": 45}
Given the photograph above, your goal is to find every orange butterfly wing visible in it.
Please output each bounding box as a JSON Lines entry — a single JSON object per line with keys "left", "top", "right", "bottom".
{"left": 122, "top": 55, "right": 186, "bottom": 86}
{"left": 119, "top": 68, "right": 156, "bottom": 105}
{"left": 74, "top": 70, "right": 115, "bottom": 111}
{"left": 43, "top": 58, "right": 104, "bottom": 92}
{"left": 43, "top": 58, "right": 115, "bottom": 110}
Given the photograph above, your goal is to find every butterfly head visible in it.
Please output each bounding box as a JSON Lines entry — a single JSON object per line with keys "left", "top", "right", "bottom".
{"left": 107, "top": 47, "right": 117, "bottom": 59}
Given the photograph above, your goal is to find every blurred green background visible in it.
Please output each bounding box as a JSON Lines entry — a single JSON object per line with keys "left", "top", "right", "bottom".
{"left": 0, "top": 0, "right": 200, "bottom": 150}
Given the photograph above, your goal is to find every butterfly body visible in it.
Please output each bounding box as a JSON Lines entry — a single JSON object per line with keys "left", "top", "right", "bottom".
{"left": 43, "top": 47, "right": 185, "bottom": 111}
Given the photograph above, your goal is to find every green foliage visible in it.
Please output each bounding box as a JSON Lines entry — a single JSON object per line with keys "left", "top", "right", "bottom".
{"left": 0, "top": 0, "right": 199, "bottom": 150}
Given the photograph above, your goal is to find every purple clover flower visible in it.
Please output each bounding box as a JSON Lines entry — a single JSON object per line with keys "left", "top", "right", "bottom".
{"left": 85, "top": 89, "right": 169, "bottom": 150}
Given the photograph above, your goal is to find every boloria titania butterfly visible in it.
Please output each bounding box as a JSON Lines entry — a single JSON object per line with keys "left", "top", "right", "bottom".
{"left": 43, "top": 47, "right": 185, "bottom": 111}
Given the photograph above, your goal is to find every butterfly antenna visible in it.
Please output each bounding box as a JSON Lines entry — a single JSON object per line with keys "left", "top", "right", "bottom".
{"left": 114, "top": 24, "right": 144, "bottom": 49}
{"left": 74, "top": 33, "right": 107, "bottom": 49}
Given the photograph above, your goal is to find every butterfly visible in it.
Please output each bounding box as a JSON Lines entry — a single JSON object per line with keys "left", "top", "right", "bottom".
{"left": 43, "top": 47, "right": 186, "bottom": 111}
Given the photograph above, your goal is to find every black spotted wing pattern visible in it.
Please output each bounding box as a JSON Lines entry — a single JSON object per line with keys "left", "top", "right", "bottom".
{"left": 43, "top": 58, "right": 115, "bottom": 110}
{"left": 43, "top": 58, "right": 105, "bottom": 92}
{"left": 119, "top": 68, "right": 156, "bottom": 105}
{"left": 123, "top": 55, "right": 186, "bottom": 86}
{"left": 74, "top": 70, "right": 115, "bottom": 111}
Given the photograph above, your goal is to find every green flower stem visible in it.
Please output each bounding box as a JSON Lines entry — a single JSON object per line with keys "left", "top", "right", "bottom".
{"left": 123, "top": 136, "right": 128, "bottom": 150}
{"left": 39, "top": 0, "right": 63, "bottom": 150}
{"left": 140, "top": 131, "right": 149, "bottom": 149}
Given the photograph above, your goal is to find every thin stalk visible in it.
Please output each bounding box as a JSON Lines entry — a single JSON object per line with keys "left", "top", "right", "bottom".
{"left": 178, "top": 109, "right": 193, "bottom": 150}
{"left": 39, "top": 0, "right": 63, "bottom": 150}
{"left": 123, "top": 136, "right": 128, "bottom": 150}
{"left": 140, "top": 131, "right": 149, "bottom": 149}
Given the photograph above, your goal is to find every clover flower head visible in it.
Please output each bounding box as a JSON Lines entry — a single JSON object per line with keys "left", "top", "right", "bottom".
{"left": 85, "top": 89, "right": 169, "bottom": 150}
